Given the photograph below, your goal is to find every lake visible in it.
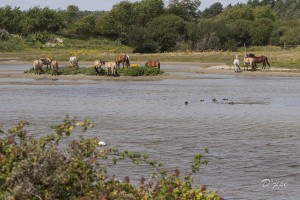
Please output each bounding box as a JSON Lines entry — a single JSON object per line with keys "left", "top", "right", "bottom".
{"left": 0, "top": 64, "right": 299, "bottom": 199}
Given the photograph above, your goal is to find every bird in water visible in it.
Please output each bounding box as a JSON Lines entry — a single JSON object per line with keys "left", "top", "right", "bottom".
{"left": 185, "top": 101, "right": 189, "bottom": 105}
{"left": 98, "top": 141, "right": 106, "bottom": 146}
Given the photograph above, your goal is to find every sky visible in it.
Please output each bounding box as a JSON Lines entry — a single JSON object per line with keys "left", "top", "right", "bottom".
{"left": 0, "top": 0, "right": 248, "bottom": 11}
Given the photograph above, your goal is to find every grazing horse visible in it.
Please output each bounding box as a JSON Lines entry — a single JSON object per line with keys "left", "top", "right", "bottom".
{"left": 51, "top": 60, "right": 59, "bottom": 76}
{"left": 233, "top": 56, "right": 241, "bottom": 73}
{"left": 39, "top": 57, "right": 53, "bottom": 69}
{"left": 94, "top": 60, "right": 107, "bottom": 76}
{"left": 93, "top": 60, "right": 102, "bottom": 76}
{"left": 115, "top": 54, "right": 130, "bottom": 68}
{"left": 33, "top": 59, "right": 43, "bottom": 75}
{"left": 69, "top": 56, "right": 79, "bottom": 69}
{"left": 145, "top": 60, "right": 160, "bottom": 69}
{"left": 243, "top": 57, "right": 256, "bottom": 71}
{"left": 247, "top": 53, "right": 270, "bottom": 71}
{"left": 100, "top": 61, "right": 117, "bottom": 76}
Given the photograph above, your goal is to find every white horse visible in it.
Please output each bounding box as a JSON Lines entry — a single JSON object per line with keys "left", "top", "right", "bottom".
{"left": 33, "top": 59, "right": 43, "bottom": 75}
{"left": 233, "top": 55, "right": 241, "bottom": 73}
{"left": 69, "top": 56, "right": 79, "bottom": 68}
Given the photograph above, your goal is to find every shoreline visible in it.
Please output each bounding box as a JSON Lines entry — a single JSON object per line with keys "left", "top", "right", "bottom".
{"left": 1, "top": 60, "right": 300, "bottom": 86}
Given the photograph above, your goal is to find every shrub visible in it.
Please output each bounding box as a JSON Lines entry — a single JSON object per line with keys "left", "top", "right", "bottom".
{"left": 118, "top": 66, "right": 162, "bottom": 76}
{"left": 0, "top": 116, "right": 222, "bottom": 200}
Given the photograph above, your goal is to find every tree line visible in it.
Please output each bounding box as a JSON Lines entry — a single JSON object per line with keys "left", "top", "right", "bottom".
{"left": 1, "top": 0, "right": 300, "bottom": 52}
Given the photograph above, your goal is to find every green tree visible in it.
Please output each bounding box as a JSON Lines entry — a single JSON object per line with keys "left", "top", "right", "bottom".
{"left": 72, "top": 14, "right": 97, "bottom": 36}
{"left": 253, "top": 5, "right": 276, "bottom": 21}
{"left": 22, "top": 7, "right": 63, "bottom": 34}
{"left": 0, "top": 6, "right": 24, "bottom": 33}
{"left": 134, "top": 0, "right": 165, "bottom": 26}
{"left": 250, "top": 17, "right": 274, "bottom": 45}
{"left": 168, "top": 0, "right": 201, "bottom": 21}
{"left": 217, "top": 4, "right": 254, "bottom": 23}
{"left": 128, "top": 25, "right": 159, "bottom": 53}
{"left": 200, "top": 2, "right": 223, "bottom": 19}
{"left": 228, "top": 19, "right": 253, "bottom": 47}
{"left": 147, "top": 14, "right": 187, "bottom": 52}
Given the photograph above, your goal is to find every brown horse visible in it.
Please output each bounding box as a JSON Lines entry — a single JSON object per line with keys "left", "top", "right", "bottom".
{"left": 247, "top": 53, "right": 270, "bottom": 71}
{"left": 145, "top": 60, "right": 160, "bottom": 69}
{"left": 115, "top": 54, "right": 130, "bottom": 68}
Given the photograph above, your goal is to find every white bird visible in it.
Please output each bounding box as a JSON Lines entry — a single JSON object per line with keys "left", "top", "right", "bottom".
{"left": 98, "top": 141, "right": 106, "bottom": 146}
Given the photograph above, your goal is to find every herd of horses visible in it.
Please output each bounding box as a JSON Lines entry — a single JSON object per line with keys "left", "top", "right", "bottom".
{"left": 235, "top": 53, "right": 270, "bottom": 72}
{"left": 33, "top": 54, "right": 161, "bottom": 76}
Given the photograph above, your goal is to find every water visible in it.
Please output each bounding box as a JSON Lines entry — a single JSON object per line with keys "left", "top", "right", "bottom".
{"left": 0, "top": 64, "right": 300, "bottom": 199}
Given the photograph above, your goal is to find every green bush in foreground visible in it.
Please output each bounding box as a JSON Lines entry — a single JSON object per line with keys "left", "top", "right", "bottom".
{"left": 24, "top": 66, "right": 162, "bottom": 76}
{"left": 0, "top": 116, "right": 222, "bottom": 200}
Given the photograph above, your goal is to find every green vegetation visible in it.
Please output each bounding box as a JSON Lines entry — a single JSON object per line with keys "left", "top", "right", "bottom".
{"left": 0, "top": 116, "right": 222, "bottom": 199}
{"left": 1, "top": 0, "right": 300, "bottom": 53}
{"left": 24, "top": 66, "right": 163, "bottom": 76}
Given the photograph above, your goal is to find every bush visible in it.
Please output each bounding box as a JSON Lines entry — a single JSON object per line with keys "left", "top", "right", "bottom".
{"left": 0, "top": 116, "right": 222, "bottom": 200}
{"left": 118, "top": 66, "right": 162, "bottom": 76}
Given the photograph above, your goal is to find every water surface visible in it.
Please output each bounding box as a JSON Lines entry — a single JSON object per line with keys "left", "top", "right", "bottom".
{"left": 0, "top": 64, "right": 299, "bottom": 199}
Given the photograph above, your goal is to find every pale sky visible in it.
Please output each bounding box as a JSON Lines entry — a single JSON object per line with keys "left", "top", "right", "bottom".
{"left": 0, "top": 0, "right": 248, "bottom": 11}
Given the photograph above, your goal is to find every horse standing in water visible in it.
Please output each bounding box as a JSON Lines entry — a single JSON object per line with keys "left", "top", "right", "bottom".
{"left": 115, "top": 54, "right": 130, "bottom": 68}
{"left": 247, "top": 53, "right": 270, "bottom": 71}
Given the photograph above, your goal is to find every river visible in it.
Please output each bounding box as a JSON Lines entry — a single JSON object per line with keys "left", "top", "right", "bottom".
{"left": 0, "top": 64, "right": 299, "bottom": 199}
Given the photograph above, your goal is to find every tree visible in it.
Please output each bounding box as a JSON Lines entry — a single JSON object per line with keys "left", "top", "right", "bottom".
{"left": 253, "top": 5, "right": 276, "bottom": 21}
{"left": 96, "top": 1, "right": 135, "bottom": 40}
{"left": 134, "top": 0, "right": 165, "bottom": 26}
{"left": 200, "top": 2, "right": 223, "bottom": 18}
{"left": 22, "top": 7, "right": 63, "bottom": 34}
{"left": 250, "top": 18, "right": 275, "bottom": 45}
{"left": 228, "top": 19, "right": 253, "bottom": 47}
{"left": 71, "top": 14, "right": 97, "bottom": 36}
{"left": 217, "top": 4, "right": 254, "bottom": 23}
{"left": 168, "top": 0, "right": 201, "bottom": 21}
{"left": 0, "top": 6, "right": 24, "bottom": 33}
{"left": 147, "top": 14, "right": 188, "bottom": 52}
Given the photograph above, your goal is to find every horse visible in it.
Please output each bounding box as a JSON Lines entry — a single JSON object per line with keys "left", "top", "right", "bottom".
{"left": 243, "top": 57, "right": 256, "bottom": 71}
{"left": 33, "top": 59, "right": 43, "bottom": 75}
{"left": 51, "top": 60, "right": 59, "bottom": 76}
{"left": 247, "top": 53, "right": 270, "bottom": 71}
{"left": 69, "top": 56, "right": 79, "bottom": 69}
{"left": 39, "top": 57, "right": 53, "bottom": 69}
{"left": 115, "top": 54, "right": 130, "bottom": 68}
{"left": 93, "top": 60, "right": 102, "bottom": 76}
{"left": 100, "top": 61, "right": 117, "bottom": 76}
{"left": 145, "top": 60, "right": 160, "bottom": 69}
{"left": 233, "top": 56, "right": 241, "bottom": 73}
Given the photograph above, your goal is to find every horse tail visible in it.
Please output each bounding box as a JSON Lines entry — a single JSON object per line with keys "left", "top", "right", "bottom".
{"left": 125, "top": 54, "right": 130, "bottom": 67}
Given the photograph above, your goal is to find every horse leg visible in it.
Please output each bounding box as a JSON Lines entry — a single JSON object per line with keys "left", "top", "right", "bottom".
{"left": 266, "top": 59, "right": 270, "bottom": 67}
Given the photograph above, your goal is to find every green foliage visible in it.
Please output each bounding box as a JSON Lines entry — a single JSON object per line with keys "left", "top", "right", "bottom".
{"left": 147, "top": 14, "right": 187, "bottom": 52}
{"left": 118, "top": 66, "right": 162, "bottom": 76}
{"left": 200, "top": 2, "right": 223, "bottom": 19}
{"left": 0, "top": 117, "right": 222, "bottom": 199}
{"left": 2, "top": 0, "right": 300, "bottom": 52}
